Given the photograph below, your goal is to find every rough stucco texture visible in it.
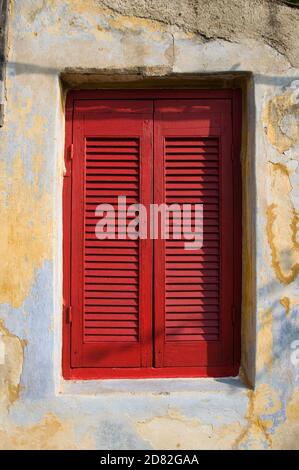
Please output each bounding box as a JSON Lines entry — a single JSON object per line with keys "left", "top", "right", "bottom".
{"left": 101, "top": 0, "right": 299, "bottom": 67}
{"left": 0, "top": 0, "right": 298, "bottom": 449}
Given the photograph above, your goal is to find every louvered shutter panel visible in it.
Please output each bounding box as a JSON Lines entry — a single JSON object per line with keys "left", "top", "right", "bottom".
{"left": 71, "top": 101, "right": 153, "bottom": 368}
{"left": 154, "top": 100, "right": 235, "bottom": 369}
{"left": 164, "top": 136, "right": 220, "bottom": 342}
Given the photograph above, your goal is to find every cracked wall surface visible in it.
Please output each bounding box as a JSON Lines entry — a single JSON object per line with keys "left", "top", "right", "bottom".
{"left": 0, "top": 0, "right": 298, "bottom": 450}
{"left": 101, "top": 0, "right": 299, "bottom": 67}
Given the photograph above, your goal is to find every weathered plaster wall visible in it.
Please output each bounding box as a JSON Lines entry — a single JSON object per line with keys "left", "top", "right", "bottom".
{"left": 0, "top": 0, "right": 298, "bottom": 449}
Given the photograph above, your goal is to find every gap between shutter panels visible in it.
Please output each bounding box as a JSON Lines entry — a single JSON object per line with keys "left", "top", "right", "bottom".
{"left": 164, "top": 137, "right": 220, "bottom": 342}
{"left": 83, "top": 137, "right": 140, "bottom": 342}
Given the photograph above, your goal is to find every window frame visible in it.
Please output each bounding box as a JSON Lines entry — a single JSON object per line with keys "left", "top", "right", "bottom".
{"left": 62, "top": 89, "right": 242, "bottom": 380}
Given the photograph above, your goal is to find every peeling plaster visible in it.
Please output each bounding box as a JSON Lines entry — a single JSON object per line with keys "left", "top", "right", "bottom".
{"left": 263, "top": 91, "right": 299, "bottom": 153}
{"left": 266, "top": 163, "right": 299, "bottom": 284}
{"left": 272, "top": 391, "right": 299, "bottom": 449}
{"left": 280, "top": 296, "right": 291, "bottom": 315}
{"left": 0, "top": 319, "right": 24, "bottom": 412}
{"left": 256, "top": 308, "right": 273, "bottom": 374}
{"left": 136, "top": 408, "right": 243, "bottom": 450}
{"left": 237, "top": 387, "right": 299, "bottom": 450}
{"left": 235, "top": 384, "right": 282, "bottom": 449}
{"left": 0, "top": 0, "right": 298, "bottom": 451}
{"left": 135, "top": 384, "right": 294, "bottom": 450}
{"left": 0, "top": 154, "right": 52, "bottom": 308}
{"left": 0, "top": 413, "right": 95, "bottom": 450}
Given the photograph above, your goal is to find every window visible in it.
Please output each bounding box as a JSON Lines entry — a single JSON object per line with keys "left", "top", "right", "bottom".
{"left": 63, "top": 90, "right": 242, "bottom": 379}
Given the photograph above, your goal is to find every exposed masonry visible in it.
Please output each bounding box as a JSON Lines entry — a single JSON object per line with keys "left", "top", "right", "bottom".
{"left": 0, "top": 319, "right": 24, "bottom": 413}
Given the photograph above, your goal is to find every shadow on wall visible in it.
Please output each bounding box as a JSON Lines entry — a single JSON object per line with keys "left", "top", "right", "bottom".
{"left": 256, "top": 249, "right": 299, "bottom": 379}
{"left": 3, "top": 61, "right": 299, "bottom": 85}
{"left": 217, "top": 247, "right": 299, "bottom": 391}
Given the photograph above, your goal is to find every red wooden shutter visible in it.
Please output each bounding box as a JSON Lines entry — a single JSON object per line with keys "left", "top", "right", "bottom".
{"left": 63, "top": 90, "right": 241, "bottom": 379}
{"left": 70, "top": 100, "right": 153, "bottom": 368}
{"left": 154, "top": 100, "right": 235, "bottom": 369}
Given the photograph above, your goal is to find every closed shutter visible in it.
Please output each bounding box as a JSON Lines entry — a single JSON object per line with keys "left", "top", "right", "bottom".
{"left": 70, "top": 101, "right": 153, "bottom": 368}
{"left": 63, "top": 90, "right": 241, "bottom": 379}
{"left": 154, "top": 100, "right": 235, "bottom": 369}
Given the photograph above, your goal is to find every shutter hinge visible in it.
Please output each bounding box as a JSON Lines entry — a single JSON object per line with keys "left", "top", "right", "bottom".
{"left": 68, "top": 143, "right": 74, "bottom": 161}
{"left": 65, "top": 305, "right": 72, "bottom": 325}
